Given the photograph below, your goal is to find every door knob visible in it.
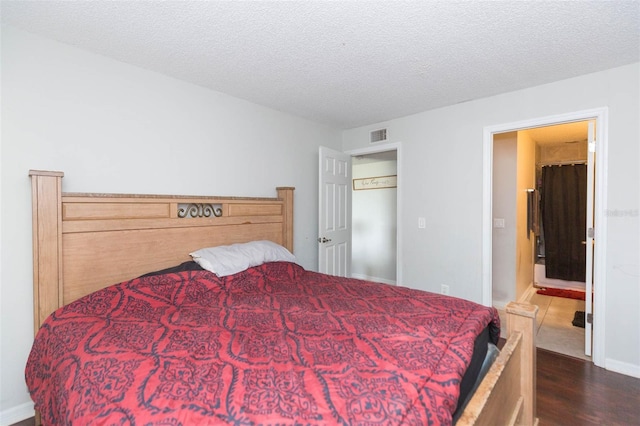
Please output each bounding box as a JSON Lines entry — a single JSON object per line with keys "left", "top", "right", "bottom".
{"left": 318, "top": 237, "right": 332, "bottom": 243}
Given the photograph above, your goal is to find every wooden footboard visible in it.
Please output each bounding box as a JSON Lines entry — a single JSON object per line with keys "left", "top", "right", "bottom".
{"left": 458, "top": 302, "right": 539, "bottom": 425}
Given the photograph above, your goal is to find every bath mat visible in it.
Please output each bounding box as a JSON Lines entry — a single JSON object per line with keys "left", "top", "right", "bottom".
{"left": 572, "top": 311, "right": 586, "bottom": 328}
{"left": 536, "top": 288, "right": 586, "bottom": 300}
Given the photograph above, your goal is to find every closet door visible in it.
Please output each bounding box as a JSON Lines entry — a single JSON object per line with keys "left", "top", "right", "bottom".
{"left": 318, "top": 146, "right": 352, "bottom": 277}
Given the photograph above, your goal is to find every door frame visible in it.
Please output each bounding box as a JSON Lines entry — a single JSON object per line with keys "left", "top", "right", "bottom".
{"left": 482, "top": 108, "right": 608, "bottom": 368}
{"left": 346, "top": 142, "right": 403, "bottom": 286}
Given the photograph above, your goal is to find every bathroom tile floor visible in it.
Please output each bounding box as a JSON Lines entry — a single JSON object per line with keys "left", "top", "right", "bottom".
{"left": 528, "top": 293, "right": 590, "bottom": 361}
{"left": 497, "top": 292, "right": 589, "bottom": 361}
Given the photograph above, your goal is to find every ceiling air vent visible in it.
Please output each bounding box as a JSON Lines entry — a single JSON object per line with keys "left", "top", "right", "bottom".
{"left": 370, "top": 128, "right": 387, "bottom": 143}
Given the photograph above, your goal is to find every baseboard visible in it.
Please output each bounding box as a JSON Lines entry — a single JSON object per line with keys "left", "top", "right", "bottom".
{"left": 492, "top": 283, "right": 536, "bottom": 311}
{"left": 0, "top": 402, "right": 34, "bottom": 426}
{"left": 350, "top": 273, "right": 396, "bottom": 286}
{"left": 605, "top": 358, "right": 640, "bottom": 379}
{"left": 492, "top": 300, "right": 507, "bottom": 310}
{"left": 520, "top": 282, "right": 537, "bottom": 303}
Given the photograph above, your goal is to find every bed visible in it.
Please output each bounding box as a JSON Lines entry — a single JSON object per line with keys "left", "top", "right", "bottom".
{"left": 26, "top": 170, "right": 538, "bottom": 425}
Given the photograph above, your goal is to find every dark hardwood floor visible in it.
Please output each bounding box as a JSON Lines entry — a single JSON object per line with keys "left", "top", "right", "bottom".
{"left": 536, "top": 348, "right": 640, "bottom": 425}
{"left": 11, "top": 348, "right": 640, "bottom": 426}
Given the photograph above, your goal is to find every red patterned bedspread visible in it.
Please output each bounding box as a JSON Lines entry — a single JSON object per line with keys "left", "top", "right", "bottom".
{"left": 26, "top": 262, "right": 499, "bottom": 425}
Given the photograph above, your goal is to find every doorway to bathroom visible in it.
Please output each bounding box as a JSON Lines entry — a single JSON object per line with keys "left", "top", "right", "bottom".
{"left": 493, "top": 122, "right": 591, "bottom": 360}
{"left": 483, "top": 108, "right": 608, "bottom": 367}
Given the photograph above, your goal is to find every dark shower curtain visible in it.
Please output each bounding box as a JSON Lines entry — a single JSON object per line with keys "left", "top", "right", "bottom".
{"left": 541, "top": 164, "right": 587, "bottom": 282}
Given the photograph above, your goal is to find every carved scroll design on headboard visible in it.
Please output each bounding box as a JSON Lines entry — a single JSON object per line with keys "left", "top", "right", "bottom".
{"left": 177, "top": 203, "right": 223, "bottom": 218}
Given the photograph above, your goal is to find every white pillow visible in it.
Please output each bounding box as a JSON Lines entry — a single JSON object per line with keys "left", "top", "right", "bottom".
{"left": 190, "top": 240, "right": 296, "bottom": 277}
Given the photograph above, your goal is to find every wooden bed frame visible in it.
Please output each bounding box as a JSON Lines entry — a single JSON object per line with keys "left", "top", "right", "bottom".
{"left": 29, "top": 170, "right": 538, "bottom": 425}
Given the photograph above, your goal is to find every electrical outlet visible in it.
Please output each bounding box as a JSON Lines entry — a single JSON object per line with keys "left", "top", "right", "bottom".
{"left": 441, "top": 284, "right": 450, "bottom": 295}
{"left": 418, "top": 217, "right": 426, "bottom": 229}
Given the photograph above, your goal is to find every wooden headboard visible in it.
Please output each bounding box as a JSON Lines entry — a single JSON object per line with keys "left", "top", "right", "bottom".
{"left": 30, "top": 170, "right": 294, "bottom": 334}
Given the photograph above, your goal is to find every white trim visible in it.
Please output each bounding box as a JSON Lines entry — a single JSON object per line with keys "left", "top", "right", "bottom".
{"left": 492, "top": 300, "right": 508, "bottom": 311}
{"left": 605, "top": 358, "right": 640, "bottom": 379}
{"left": 591, "top": 109, "right": 608, "bottom": 367}
{"left": 350, "top": 273, "right": 397, "bottom": 286}
{"left": 0, "top": 402, "right": 34, "bottom": 426}
{"left": 492, "top": 282, "right": 535, "bottom": 311}
{"left": 520, "top": 281, "right": 538, "bottom": 303}
{"left": 346, "top": 142, "right": 403, "bottom": 286}
{"left": 482, "top": 108, "right": 608, "bottom": 368}
{"left": 482, "top": 126, "right": 494, "bottom": 307}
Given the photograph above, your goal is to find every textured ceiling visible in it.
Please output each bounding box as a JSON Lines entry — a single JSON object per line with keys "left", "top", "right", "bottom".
{"left": 2, "top": 1, "right": 639, "bottom": 129}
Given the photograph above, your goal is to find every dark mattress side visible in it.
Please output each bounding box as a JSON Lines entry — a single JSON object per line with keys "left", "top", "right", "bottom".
{"left": 452, "top": 325, "right": 494, "bottom": 422}
{"left": 138, "top": 261, "right": 204, "bottom": 278}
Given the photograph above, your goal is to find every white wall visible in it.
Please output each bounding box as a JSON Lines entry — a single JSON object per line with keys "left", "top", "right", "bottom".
{"left": 352, "top": 156, "right": 397, "bottom": 284}
{"left": 0, "top": 26, "right": 342, "bottom": 424}
{"left": 492, "top": 132, "right": 517, "bottom": 307}
{"left": 343, "top": 63, "right": 640, "bottom": 377}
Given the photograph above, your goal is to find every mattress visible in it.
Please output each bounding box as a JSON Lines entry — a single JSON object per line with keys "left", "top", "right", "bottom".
{"left": 26, "top": 261, "right": 499, "bottom": 425}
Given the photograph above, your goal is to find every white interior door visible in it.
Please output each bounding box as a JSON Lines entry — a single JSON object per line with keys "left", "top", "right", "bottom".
{"left": 585, "top": 121, "right": 596, "bottom": 356}
{"left": 318, "top": 146, "right": 351, "bottom": 277}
